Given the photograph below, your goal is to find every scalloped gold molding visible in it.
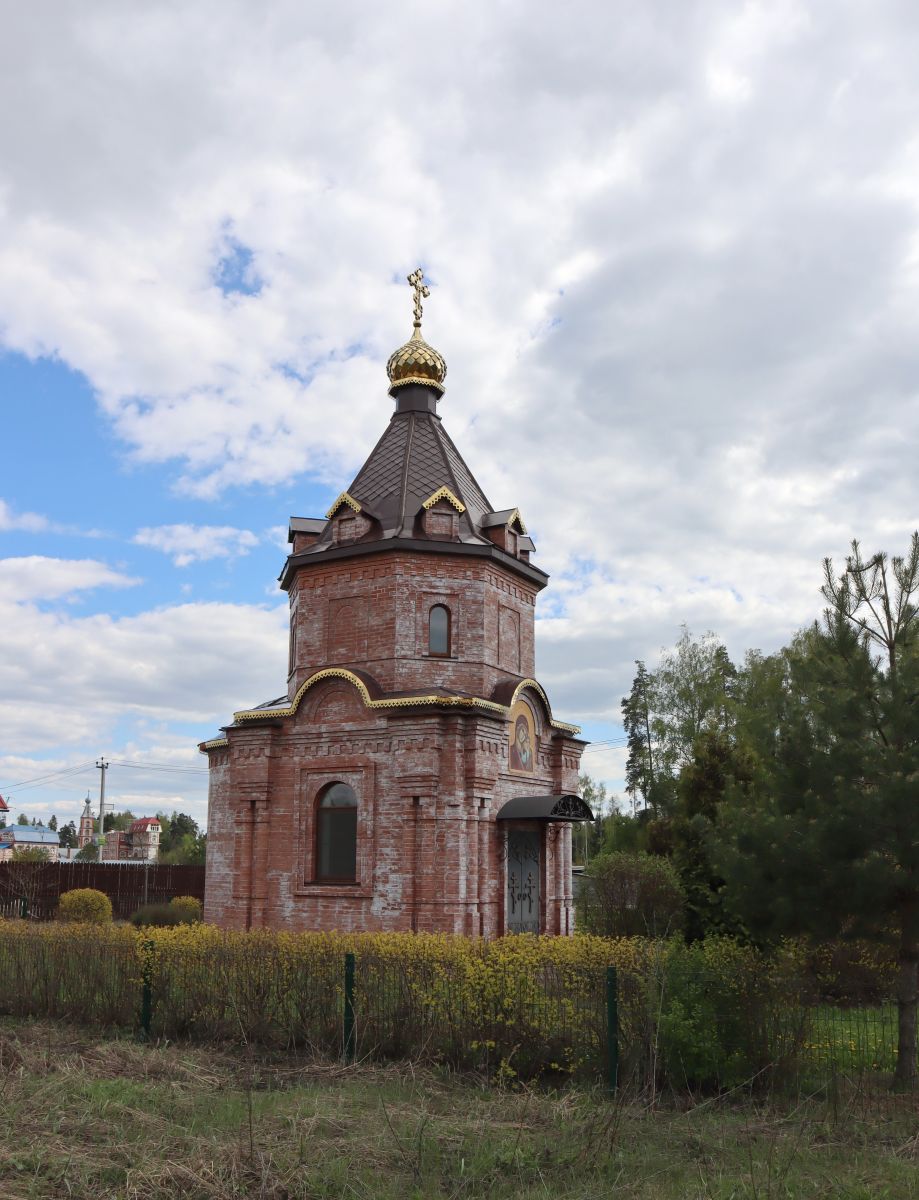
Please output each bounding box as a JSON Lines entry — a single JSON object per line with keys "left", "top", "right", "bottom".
{"left": 509, "top": 678, "right": 581, "bottom": 734}
{"left": 506, "top": 508, "right": 528, "bottom": 535}
{"left": 325, "top": 492, "right": 362, "bottom": 519}
{"left": 224, "top": 668, "right": 581, "bottom": 736}
{"left": 422, "top": 486, "right": 466, "bottom": 513}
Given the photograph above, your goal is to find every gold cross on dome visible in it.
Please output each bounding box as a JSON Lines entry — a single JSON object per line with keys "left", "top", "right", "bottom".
{"left": 407, "top": 267, "right": 430, "bottom": 328}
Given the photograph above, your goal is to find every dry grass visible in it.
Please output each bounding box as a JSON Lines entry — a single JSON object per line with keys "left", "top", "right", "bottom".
{"left": 0, "top": 1018, "right": 917, "bottom": 1199}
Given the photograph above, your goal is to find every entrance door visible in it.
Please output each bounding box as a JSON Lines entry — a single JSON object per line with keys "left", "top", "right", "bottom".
{"left": 506, "top": 830, "right": 541, "bottom": 934}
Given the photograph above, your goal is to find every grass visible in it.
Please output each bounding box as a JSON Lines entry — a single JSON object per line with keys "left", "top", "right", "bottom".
{"left": 803, "top": 1005, "right": 898, "bottom": 1074}
{"left": 1, "top": 1019, "right": 918, "bottom": 1199}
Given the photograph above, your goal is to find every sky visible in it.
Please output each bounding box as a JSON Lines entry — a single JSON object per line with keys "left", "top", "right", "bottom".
{"left": 2, "top": 0, "right": 918, "bottom": 830}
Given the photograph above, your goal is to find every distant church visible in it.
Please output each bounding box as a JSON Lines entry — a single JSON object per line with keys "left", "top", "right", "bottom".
{"left": 201, "top": 270, "right": 591, "bottom": 936}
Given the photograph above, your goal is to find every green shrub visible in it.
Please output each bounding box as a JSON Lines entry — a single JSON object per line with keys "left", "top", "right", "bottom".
{"left": 169, "top": 895, "right": 202, "bottom": 922}
{"left": 805, "top": 938, "right": 897, "bottom": 1004}
{"left": 577, "top": 852, "right": 685, "bottom": 937}
{"left": 655, "top": 938, "right": 810, "bottom": 1090}
{"left": 130, "top": 903, "right": 196, "bottom": 928}
{"left": 58, "top": 888, "right": 113, "bottom": 924}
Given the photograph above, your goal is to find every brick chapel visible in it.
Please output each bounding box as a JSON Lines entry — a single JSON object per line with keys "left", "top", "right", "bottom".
{"left": 200, "top": 270, "right": 591, "bottom": 936}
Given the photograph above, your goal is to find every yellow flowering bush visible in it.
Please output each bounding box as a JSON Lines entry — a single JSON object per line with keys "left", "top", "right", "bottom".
{"left": 0, "top": 922, "right": 817, "bottom": 1085}
{"left": 57, "top": 888, "right": 113, "bottom": 925}
{"left": 168, "top": 895, "right": 203, "bottom": 922}
{"left": 0, "top": 921, "right": 139, "bottom": 1025}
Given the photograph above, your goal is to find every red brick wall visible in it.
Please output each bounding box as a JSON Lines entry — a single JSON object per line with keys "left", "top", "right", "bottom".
{"left": 204, "top": 546, "right": 584, "bottom": 935}
{"left": 286, "top": 552, "right": 538, "bottom": 700}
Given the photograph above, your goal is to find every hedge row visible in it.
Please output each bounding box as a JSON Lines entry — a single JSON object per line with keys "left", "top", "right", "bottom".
{"left": 0, "top": 922, "right": 851, "bottom": 1087}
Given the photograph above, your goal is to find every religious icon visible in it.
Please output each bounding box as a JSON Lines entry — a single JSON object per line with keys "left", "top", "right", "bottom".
{"left": 508, "top": 699, "right": 536, "bottom": 773}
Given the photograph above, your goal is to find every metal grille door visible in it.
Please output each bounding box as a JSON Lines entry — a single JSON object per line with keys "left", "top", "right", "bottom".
{"left": 506, "top": 830, "right": 541, "bottom": 934}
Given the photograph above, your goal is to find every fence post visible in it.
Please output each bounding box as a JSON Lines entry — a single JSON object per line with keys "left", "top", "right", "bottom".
{"left": 343, "top": 951, "right": 356, "bottom": 1064}
{"left": 19, "top": 897, "right": 28, "bottom": 920}
{"left": 139, "top": 939, "right": 154, "bottom": 1041}
{"left": 606, "top": 965, "right": 619, "bottom": 1094}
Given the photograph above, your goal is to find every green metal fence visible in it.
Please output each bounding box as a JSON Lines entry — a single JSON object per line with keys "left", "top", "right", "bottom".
{"left": 0, "top": 926, "right": 912, "bottom": 1090}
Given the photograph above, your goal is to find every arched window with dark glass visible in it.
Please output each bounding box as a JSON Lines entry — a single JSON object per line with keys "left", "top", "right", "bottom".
{"left": 315, "top": 782, "right": 358, "bottom": 882}
{"left": 429, "top": 604, "right": 451, "bottom": 656}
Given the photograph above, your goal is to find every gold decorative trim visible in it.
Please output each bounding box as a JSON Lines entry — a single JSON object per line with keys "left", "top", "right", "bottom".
{"left": 550, "top": 719, "right": 583, "bottom": 734}
{"left": 229, "top": 669, "right": 581, "bottom": 736}
{"left": 232, "top": 668, "right": 509, "bottom": 724}
{"left": 507, "top": 508, "right": 528, "bottom": 535}
{"left": 510, "top": 678, "right": 582, "bottom": 736}
{"left": 325, "top": 492, "right": 362, "bottom": 519}
{"left": 200, "top": 737, "right": 229, "bottom": 752}
{"left": 422, "top": 486, "right": 466, "bottom": 513}
{"left": 389, "top": 375, "right": 445, "bottom": 394}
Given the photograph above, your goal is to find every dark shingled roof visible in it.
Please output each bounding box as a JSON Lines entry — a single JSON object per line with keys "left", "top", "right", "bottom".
{"left": 280, "top": 384, "right": 547, "bottom": 596}
{"left": 301, "top": 385, "right": 501, "bottom": 550}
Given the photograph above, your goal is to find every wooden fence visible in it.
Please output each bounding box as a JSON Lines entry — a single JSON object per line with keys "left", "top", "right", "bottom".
{"left": 0, "top": 861, "right": 205, "bottom": 920}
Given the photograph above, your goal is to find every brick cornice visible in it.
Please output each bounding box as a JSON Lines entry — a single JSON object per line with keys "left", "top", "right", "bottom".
{"left": 279, "top": 535, "right": 549, "bottom": 593}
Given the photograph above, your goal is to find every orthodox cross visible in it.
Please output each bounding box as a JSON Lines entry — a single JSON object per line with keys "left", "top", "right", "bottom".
{"left": 407, "top": 267, "right": 430, "bottom": 328}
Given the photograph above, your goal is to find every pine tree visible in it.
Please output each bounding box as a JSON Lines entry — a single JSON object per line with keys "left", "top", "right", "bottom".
{"left": 57, "top": 821, "right": 77, "bottom": 849}
{"left": 721, "top": 536, "right": 919, "bottom": 1087}
{"left": 622, "top": 661, "right": 656, "bottom": 812}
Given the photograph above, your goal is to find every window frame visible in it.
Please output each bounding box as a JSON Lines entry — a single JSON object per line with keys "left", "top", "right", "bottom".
{"left": 428, "top": 604, "right": 452, "bottom": 657}
{"left": 314, "top": 781, "right": 358, "bottom": 884}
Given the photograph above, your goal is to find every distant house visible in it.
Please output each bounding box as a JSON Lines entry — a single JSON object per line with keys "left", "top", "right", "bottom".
{"left": 0, "top": 794, "right": 9, "bottom": 819}
{"left": 100, "top": 817, "right": 161, "bottom": 862}
{"left": 129, "top": 817, "right": 161, "bottom": 861}
{"left": 0, "top": 824, "right": 60, "bottom": 862}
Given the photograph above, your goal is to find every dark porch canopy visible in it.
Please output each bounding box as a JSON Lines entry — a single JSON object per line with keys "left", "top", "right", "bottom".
{"left": 496, "top": 794, "right": 594, "bottom": 822}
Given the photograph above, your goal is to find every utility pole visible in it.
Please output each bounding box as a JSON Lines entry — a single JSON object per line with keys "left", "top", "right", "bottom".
{"left": 96, "top": 758, "right": 109, "bottom": 852}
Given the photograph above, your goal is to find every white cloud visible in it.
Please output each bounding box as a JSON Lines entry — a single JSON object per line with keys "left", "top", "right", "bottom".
{"left": 266, "top": 525, "right": 291, "bottom": 553}
{"left": 0, "top": 556, "right": 139, "bottom": 603}
{"left": 0, "top": 499, "right": 49, "bottom": 533}
{"left": 0, "top": 591, "right": 287, "bottom": 753}
{"left": 2, "top": 1, "right": 919, "bottom": 795}
{"left": 133, "top": 523, "right": 260, "bottom": 566}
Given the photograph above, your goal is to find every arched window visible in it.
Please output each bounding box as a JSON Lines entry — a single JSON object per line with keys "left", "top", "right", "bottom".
{"left": 429, "top": 604, "right": 451, "bottom": 656}
{"left": 315, "top": 782, "right": 358, "bottom": 882}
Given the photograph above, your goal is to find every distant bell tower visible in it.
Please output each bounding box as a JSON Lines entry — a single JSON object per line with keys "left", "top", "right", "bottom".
{"left": 77, "top": 793, "right": 95, "bottom": 848}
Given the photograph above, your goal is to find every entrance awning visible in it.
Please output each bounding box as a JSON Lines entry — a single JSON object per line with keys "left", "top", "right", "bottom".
{"left": 496, "top": 794, "right": 594, "bottom": 822}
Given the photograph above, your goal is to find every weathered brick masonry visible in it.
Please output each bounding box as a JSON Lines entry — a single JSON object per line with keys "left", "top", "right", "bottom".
{"left": 201, "top": 274, "right": 589, "bottom": 935}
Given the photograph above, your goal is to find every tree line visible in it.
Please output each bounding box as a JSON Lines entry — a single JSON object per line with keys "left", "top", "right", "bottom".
{"left": 580, "top": 535, "right": 919, "bottom": 1087}
{"left": 0, "top": 809, "right": 205, "bottom": 864}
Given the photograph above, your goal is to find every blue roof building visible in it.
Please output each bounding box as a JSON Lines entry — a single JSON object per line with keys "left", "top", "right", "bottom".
{"left": 0, "top": 824, "right": 60, "bottom": 860}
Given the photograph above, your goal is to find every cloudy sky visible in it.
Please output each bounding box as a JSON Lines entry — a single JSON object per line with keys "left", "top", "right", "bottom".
{"left": 2, "top": 0, "right": 918, "bottom": 828}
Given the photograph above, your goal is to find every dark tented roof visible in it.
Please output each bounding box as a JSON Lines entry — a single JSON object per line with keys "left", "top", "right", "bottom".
{"left": 303, "top": 398, "right": 497, "bottom": 550}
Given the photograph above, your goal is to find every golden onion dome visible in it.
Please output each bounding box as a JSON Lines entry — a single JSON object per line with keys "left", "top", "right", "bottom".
{"left": 387, "top": 267, "right": 447, "bottom": 395}
{"left": 387, "top": 326, "right": 447, "bottom": 394}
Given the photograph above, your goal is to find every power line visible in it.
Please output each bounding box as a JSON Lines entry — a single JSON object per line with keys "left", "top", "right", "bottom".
{"left": 0, "top": 761, "right": 98, "bottom": 792}
{"left": 109, "top": 760, "right": 209, "bottom": 776}
{"left": 0, "top": 756, "right": 209, "bottom": 800}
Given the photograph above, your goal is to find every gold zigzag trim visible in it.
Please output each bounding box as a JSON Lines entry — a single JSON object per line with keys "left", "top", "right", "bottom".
{"left": 229, "top": 668, "right": 581, "bottom": 734}
{"left": 200, "top": 737, "right": 229, "bottom": 751}
{"left": 325, "top": 492, "right": 362, "bottom": 519}
{"left": 389, "top": 375, "right": 445, "bottom": 394}
{"left": 509, "top": 678, "right": 581, "bottom": 734}
{"left": 422, "top": 486, "right": 466, "bottom": 513}
{"left": 507, "top": 508, "right": 528, "bottom": 535}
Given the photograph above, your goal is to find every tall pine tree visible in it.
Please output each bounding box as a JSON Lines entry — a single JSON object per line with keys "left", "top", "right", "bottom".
{"left": 721, "top": 536, "right": 919, "bottom": 1087}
